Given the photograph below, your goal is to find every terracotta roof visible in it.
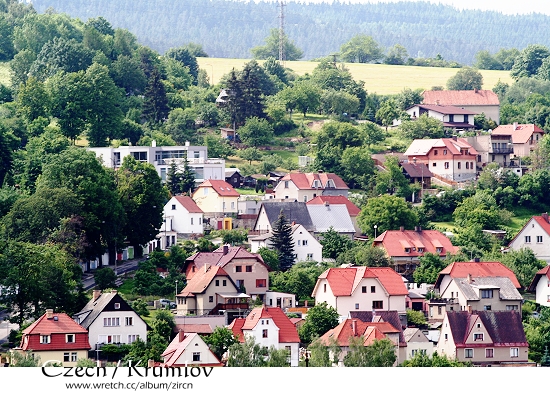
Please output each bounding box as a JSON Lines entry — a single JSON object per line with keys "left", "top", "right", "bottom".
{"left": 230, "top": 306, "right": 300, "bottom": 343}
{"left": 422, "top": 89, "right": 500, "bottom": 106}
{"left": 528, "top": 265, "right": 550, "bottom": 292}
{"left": 446, "top": 311, "right": 527, "bottom": 347}
{"left": 307, "top": 196, "right": 361, "bottom": 217}
{"left": 196, "top": 179, "right": 240, "bottom": 197}
{"left": 279, "top": 172, "right": 349, "bottom": 190}
{"left": 318, "top": 318, "right": 397, "bottom": 347}
{"left": 227, "top": 318, "right": 246, "bottom": 343}
{"left": 508, "top": 214, "right": 550, "bottom": 249}
{"left": 373, "top": 229, "right": 458, "bottom": 258}
{"left": 173, "top": 324, "right": 214, "bottom": 334}
{"left": 21, "top": 312, "right": 90, "bottom": 351}
{"left": 350, "top": 311, "right": 406, "bottom": 347}
{"left": 185, "top": 246, "right": 269, "bottom": 276}
{"left": 404, "top": 137, "right": 478, "bottom": 157}
{"left": 491, "top": 124, "right": 544, "bottom": 144}
{"left": 410, "top": 104, "right": 477, "bottom": 115}
{"left": 161, "top": 332, "right": 223, "bottom": 367}
{"left": 173, "top": 195, "right": 203, "bottom": 213}
{"left": 435, "top": 261, "right": 521, "bottom": 289}
{"left": 178, "top": 266, "right": 232, "bottom": 296}
{"left": 314, "top": 266, "right": 408, "bottom": 297}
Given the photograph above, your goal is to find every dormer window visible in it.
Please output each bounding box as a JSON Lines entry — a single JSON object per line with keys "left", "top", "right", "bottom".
{"left": 326, "top": 179, "right": 335, "bottom": 188}
{"left": 404, "top": 248, "right": 410, "bottom": 253}
{"left": 436, "top": 247, "right": 443, "bottom": 253}
{"left": 417, "top": 248, "right": 424, "bottom": 253}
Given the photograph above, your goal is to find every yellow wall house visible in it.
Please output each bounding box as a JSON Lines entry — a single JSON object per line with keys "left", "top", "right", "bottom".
{"left": 192, "top": 179, "right": 239, "bottom": 230}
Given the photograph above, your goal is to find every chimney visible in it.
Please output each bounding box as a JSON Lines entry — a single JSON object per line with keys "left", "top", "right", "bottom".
{"left": 352, "top": 319, "right": 357, "bottom": 336}
{"left": 435, "top": 100, "right": 440, "bottom": 106}
{"left": 542, "top": 213, "right": 549, "bottom": 223}
{"left": 151, "top": 140, "right": 156, "bottom": 147}
{"left": 324, "top": 201, "right": 329, "bottom": 207}
{"left": 204, "top": 263, "right": 210, "bottom": 273}
{"left": 400, "top": 226, "right": 404, "bottom": 232}
{"left": 474, "top": 88, "right": 478, "bottom": 93}
{"left": 93, "top": 290, "right": 102, "bottom": 301}
{"left": 473, "top": 257, "right": 480, "bottom": 262}
{"left": 415, "top": 226, "right": 422, "bottom": 232}
{"left": 223, "top": 244, "right": 229, "bottom": 255}
{"left": 179, "top": 330, "right": 186, "bottom": 342}
{"left": 46, "top": 309, "right": 54, "bottom": 319}
{"left": 147, "top": 359, "right": 155, "bottom": 368}
{"left": 513, "top": 122, "right": 518, "bottom": 130}
{"left": 467, "top": 305, "right": 472, "bottom": 314}
{"left": 452, "top": 135, "right": 457, "bottom": 141}
{"left": 467, "top": 274, "right": 472, "bottom": 284}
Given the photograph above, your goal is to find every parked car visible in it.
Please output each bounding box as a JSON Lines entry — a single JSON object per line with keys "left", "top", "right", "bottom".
{"left": 159, "top": 299, "right": 176, "bottom": 309}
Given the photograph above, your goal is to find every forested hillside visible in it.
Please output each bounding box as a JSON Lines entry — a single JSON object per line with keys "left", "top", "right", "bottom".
{"left": 31, "top": 0, "right": 550, "bottom": 64}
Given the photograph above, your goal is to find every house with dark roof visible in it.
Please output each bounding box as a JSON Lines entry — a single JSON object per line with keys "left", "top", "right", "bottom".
{"left": 507, "top": 213, "right": 550, "bottom": 264}
{"left": 73, "top": 290, "right": 148, "bottom": 352}
{"left": 227, "top": 306, "right": 301, "bottom": 366}
{"left": 317, "top": 317, "right": 400, "bottom": 366}
{"left": 312, "top": 265, "right": 408, "bottom": 318}
{"left": 400, "top": 104, "right": 477, "bottom": 131}
{"left": 225, "top": 168, "right": 243, "bottom": 188}
{"left": 273, "top": 172, "right": 349, "bottom": 202}
{"left": 528, "top": 265, "right": 550, "bottom": 308}
{"left": 183, "top": 245, "right": 270, "bottom": 305}
{"left": 422, "top": 89, "right": 500, "bottom": 124}
{"left": 400, "top": 161, "right": 433, "bottom": 191}
{"left": 160, "top": 331, "right": 223, "bottom": 367}
{"left": 373, "top": 227, "right": 459, "bottom": 275}
{"left": 17, "top": 310, "right": 91, "bottom": 366}
{"left": 436, "top": 310, "right": 529, "bottom": 366}
{"left": 253, "top": 201, "right": 315, "bottom": 234}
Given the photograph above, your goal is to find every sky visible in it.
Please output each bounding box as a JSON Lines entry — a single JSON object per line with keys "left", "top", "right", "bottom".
{"left": 290, "top": 0, "right": 550, "bottom": 16}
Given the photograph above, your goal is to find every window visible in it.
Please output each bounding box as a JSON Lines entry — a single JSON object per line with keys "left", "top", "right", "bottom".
{"left": 323, "top": 284, "right": 327, "bottom": 293}
{"left": 262, "top": 329, "right": 268, "bottom": 338}
{"left": 444, "top": 162, "right": 449, "bottom": 169}
{"left": 209, "top": 296, "right": 213, "bottom": 303}
{"left": 486, "top": 348, "right": 494, "bottom": 358}
{"left": 481, "top": 290, "right": 493, "bottom": 299}
{"left": 457, "top": 162, "right": 461, "bottom": 169}
{"left": 303, "top": 195, "right": 308, "bottom": 202}
{"left": 448, "top": 114, "right": 454, "bottom": 122}
{"left": 41, "top": 335, "right": 51, "bottom": 344}
{"left": 104, "top": 317, "right": 120, "bottom": 327}
{"left": 434, "top": 150, "right": 438, "bottom": 155}
{"left": 222, "top": 280, "right": 227, "bottom": 286}
{"left": 537, "top": 236, "right": 543, "bottom": 243}
{"left": 506, "top": 305, "right": 519, "bottom": 311}
{"left": 203, "top": 187, "right": 208, "bottom": 195}
{"left": 444, "top": 333, "right": 448, "bottom": 340}
{"left": 473, "top": 333, "right": 484, "bottom": 341}
{"left": 436, "top": 247, "right": 443, "bottom": 253}
{"left": 215, "top": 280, "right": 219, "bottom": 286}
{"left": 466, "top": 162, "right": 469, "bottom": 169}
{"left": 372, "top": 301, "right": 383, "bottom": 309}
{"left": 432, "top": 163, "right": 436, "bottom": 167}
{"left": 284, "top": 181, "right": 289, "bottom": 188}
{"left": 355, "top": 303, "right": 359, "bottom": 309}
{"left": 464, "top": 349, "right": 474, "bottom": 358}
{"left": 114, "top": 303, "right": 120, "bottom": 310}
{"left": 411, "top": 349, "right": 418, "bottom": 357}
{"left": 132, "top": 151, "right": 147, "bottom": 161}
{"left": 362, "top": 286, "right": 367, "bottom": 293}
{"left": 470, "top": 162, "right": 474, "bottom": 169}
{"left": 297, "top": 240, "right": 301, "bottom": 246}
{"left": 246, "top": 265, "right": 252, "bottom": 272}
{"left": 510, "top": 348, "right": 519, "bottom": 357}
{"left": 371, "top": 286, "right": 376, "bottom": 293}
{"left": 525, "top": 236, "right": 531, "bottom": 243}
{"left": 64, "top": 352, "right": 70, "bottom": 362}
{"left": 66, "top": 334, "right": 75, "bottom": 343}
{"left": 302, "top": 240, "right": 308, "bottom": 246}
{"left": 193, "top": 352, "right": 201, "bottom": 362}
{"left": 191, "top": 218, "right": 194, "bottom": 225}
{"left": 199, "top": 218, "right": 202, "bottom": 225}
{"left": 307, "top": 253, "right": 313, "bottom": 260}
{"left": 171, "top": 204, "right": 176, "bottom": 210}
{"left": 484, "top": 305, "right": 492, "bottom": 311}
{"left": 128, "top": 335, "right": 138, "bottom": 343}
{"left": 438, "top": 306, "right": 442, "bottom": 315}
{"left": 236, "top": 266, "right": 242, "bottom": 272}
{"left": 256, "top": 279, "right": 266, "bottom": 288}
{"left": 125, "top": 317, "right": 133, "bottom": 326}
{"left": 443, "top": 150, "right": 448, "bottom": 155}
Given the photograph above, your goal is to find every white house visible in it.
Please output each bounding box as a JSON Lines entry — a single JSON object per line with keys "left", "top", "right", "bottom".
{"left": 162, "top": 195, "right": 204, "bottom": 235}
{"left": 528, "top": 266, "right": 550, "bottom": 307}
{"left": 73, "top": 290, "right": 148, "bottom": 351}
{"left": 403, "top": 328, "right": 434, "bottom": 359}
{"left": 160, "top": 331, "right": 223, "bottom": 367}
{"left": 249, "top": 223, "right": 323, "bottom": 263}
{"left": 507, "top": 213, "right": 550, "bottom": 263}
{"left": 399, "top": 104, "right": 476, "bottom": 131}
{"left": 273, "top": 172, "right": 349, "bottom": 202}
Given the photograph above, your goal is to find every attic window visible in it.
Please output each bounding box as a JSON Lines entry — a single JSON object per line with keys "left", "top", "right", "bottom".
{"left": 443, "top": 150, "right": 447, "bottom": 155}
{"left": 114, "top": 303, "right": 121, "bottom": 309}
{"left": 436, "top": 247, "right": 443, "bottom": 253}
{"left": 404, "top": 248, "right": 410, "bottom": 253}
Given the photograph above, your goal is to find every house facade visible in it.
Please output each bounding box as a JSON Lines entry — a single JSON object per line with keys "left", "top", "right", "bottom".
{"left": 403, "top": 328, "right": 434, "bottom": 360}
{"left": 18, "top": 310, "right": 91, "bottom": 367}
{"left": 422, "top": 89, "right": 500, "bottom": 124}
{"left": 192, "top": 179, "right": 240, "bottom": 230}
{"left": 403, "top": 137, "right": 478, "bottom": 182}
{"left": 507, "top": 213, "right": 550, "bottom": 263}
{"left": 528, "top": 265, "right": 550, "bottom": 307}
{"left": 436, "top": 311, "right": 529, "bottom": 366}
{"left": 73, "top": 290, "right": 148, "bottom": 351}
{"left": 401, "top": 104, "right": 476, "bottom": 130}
{"left": 312, "top": 265, "right": 408, "bottom": 318}
{"left": 161, "top": 195, "right": 204, "bottom": 236}
{"left": 491, "top": 123, "right": 544, "bottom": 158}
{"left": 273, "top": 172, "right": 349, "bottom": 201}
{"left": 161, "top": 331, "right": 223, "bottom": 367}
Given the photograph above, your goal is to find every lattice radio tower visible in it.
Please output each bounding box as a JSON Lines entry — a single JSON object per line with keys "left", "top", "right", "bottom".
{"left": 278, "top": 0, "right": 286, "bottom": 64}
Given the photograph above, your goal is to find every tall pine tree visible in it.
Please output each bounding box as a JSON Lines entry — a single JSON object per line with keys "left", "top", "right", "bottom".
{"left": 179, "top": 157, "right": 196, "bottom": 195}
{"left": 142, "top": 67, "right": 169, "bottom": 124}
{"left": 269, "top": 209, "right": 295, "bottom": 271}
{"left": 166, "top": 161, "right": 182, "bottom": 195}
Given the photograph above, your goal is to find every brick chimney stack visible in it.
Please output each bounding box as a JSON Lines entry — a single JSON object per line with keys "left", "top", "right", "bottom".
{"left": 542, "top": 213, "right": 549, "bottom": 224}
{"left": 93, "top": 290, "right": 102, "bottom": 301}
{"left": 46, "top": 309, "right": 54, "bottom": 319}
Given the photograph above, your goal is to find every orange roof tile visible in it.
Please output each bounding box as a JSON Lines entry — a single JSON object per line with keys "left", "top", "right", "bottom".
{"left": 196, "top": 179, "right": 240, "bottom": 197}
{"left": 491, "top": 124, "right": 544, "bottom": 144}
{"left": 173, "top": 195, "right": 203, "bottom": 213}
{"left": 373, "top": 229, "right": 459, "bottom": 259}
{"left": 307, "top": 196, "right": 361, "bottom": 217}
{"left": 280, "top": 172, "right": 349, "bottom": 190}
{"left": 423, "top": 89, "right": 500, "bottom": 106}
{"left": 318, "top": 319, "right": 397, "bottom": 347}
{"left": 435, "top": 261, "right": 521, "bottom": 289}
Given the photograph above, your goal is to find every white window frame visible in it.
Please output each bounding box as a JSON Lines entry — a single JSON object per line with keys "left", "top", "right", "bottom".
{"left": 464, "top": 348, "right": 474, "bottom": 358}
{"left": 510, "top": 347, "right": 519, "bottom": 358}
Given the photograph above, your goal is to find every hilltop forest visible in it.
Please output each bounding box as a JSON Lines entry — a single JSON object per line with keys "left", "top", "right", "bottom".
{"left": 30, "top": 0, "right": 550, "bottom": 65}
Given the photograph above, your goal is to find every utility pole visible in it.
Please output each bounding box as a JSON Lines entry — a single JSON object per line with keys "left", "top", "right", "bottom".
{"left": 278, "top": 0, "right": 286, "bottom": 64}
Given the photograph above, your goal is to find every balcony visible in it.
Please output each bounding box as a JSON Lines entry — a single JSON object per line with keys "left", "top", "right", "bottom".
{"left": 489, "top": 147, "right": 513, "bottom": 154}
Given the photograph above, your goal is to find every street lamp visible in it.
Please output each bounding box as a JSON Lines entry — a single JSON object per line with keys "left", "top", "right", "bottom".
{"left": 374, "top": 225, "right": 378, "bottom": 239}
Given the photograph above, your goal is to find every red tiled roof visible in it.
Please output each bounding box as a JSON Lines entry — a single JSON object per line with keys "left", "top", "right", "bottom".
{"left": 318, "top": 319, "right": 397, "bottom": 347}
{"left": 161, "top": 332, "right": 223, "bottom": 367}
{"left": 173, "top": 324, "right": 214, "bottom": 334}
{"left": 491, "top": 124, "right": 544, "bottom": 144}
{"left": 227, "top": 318, "right": 246, "bottom": 343}
{"left": 178, "top": 266, "right": 231, "bottom": 296}
{"left": 373, "top": 229, "right": 459, "bottom": 258}
{"left": 196, "top": 179, "right": 240, "bottom": 197}
{"left": 280, "top": 172, "right": 349, "bottom": 190}
{"left": 435, "top": 262, "right": 521, "bottom": 289}
{"left": 307, "top": 196, "right": 361, "bottom": 217}
{"left": 423, "top": 89, "right": 500, "bottom": 106}
{"left": 21, "top": 312, "right": 90, "bottom": 351}
{"left": 174, "top": 195, "right": 204, "bottom": 213}
{"left": 528, "top": 265, "right": 550, "bottom": 292}
{"left": 185, "top": 246, "right": 269, "bottom": 278}
{"left": 315, "top": 266, "right": 408, "bottom": 297}
{"left": 240, "top": 307, "right": 300, "bottom": 343}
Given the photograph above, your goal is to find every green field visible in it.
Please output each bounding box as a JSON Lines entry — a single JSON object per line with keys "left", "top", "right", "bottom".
{"left": 198, "top": 57, "right": 514, "bottom": 95}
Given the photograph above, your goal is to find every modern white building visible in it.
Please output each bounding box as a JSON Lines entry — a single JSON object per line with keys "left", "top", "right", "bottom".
{"left": 88, "top": 142, "right": 225, "bottom": 183}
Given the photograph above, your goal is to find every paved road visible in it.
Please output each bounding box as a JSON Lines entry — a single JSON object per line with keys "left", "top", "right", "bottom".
{"left": 82, "top": 257, "right": 143, "bottom": 291}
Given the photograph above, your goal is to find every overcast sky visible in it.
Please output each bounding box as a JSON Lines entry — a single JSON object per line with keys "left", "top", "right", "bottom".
{"left": 292, "top": 0, "right": 550, "bottom": 16}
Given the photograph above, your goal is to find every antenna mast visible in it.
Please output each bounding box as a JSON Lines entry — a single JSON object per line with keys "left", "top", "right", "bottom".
{"left": 278, "top": 0, "right": 286, "bottom": 64}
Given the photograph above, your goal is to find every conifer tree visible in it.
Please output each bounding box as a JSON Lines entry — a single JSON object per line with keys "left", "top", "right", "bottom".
{"left": 166, "top": 161, "right": 182, "bottom": 195}
{"left": 142, "top": 67, "right": 169, "bottom": 124}
{"left": 269, "top": 209, "right": 295, "bottom": 271}
{"left": 179, "top": 157, "right": 196, "bottom": 195}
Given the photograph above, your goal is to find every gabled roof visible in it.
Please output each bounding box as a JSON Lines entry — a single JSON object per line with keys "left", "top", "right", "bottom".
{"left": 21, "top": 312, "right": 90, "bottom": 351}
{"left": 400, "top": 162, "right": 433, "bottom": 178}
{"left": 373, "top": 229, "right": 459, "bottom": 258}
{"left": 422, "top": 89, "right": 500, "bottom": 106}
{"left": 307, "top": 203, "right": 355, "bottom": 233}
{"left": 313, "top": 266, "right": 408, "bottom": 297}
{"left": 173, "top": 324, "right": 214, "bottom": 335}
{"left": 195, "top": 179, "right": 240, "bottom": 197}
{"left": 178, "top": 265, "right": 233, "bottom": 296}
{"left": 403, "top": 327, "right": 430, "bottom": 343}
{"left": 161, "top": 332, "right": 223, "bottom": 367}
{"left": 508, "top": 214, "right": 550, "bottom": 248}
{"left": 435, "top": 261, "right": 521, "bottom": 289}
{"left": 230, "top": 306, "right": 300, "bottom": 344}
{"left": 173, "top": 195, "right": 203, "bottom": 213}
{"left": 446, "top": 311, "right": 527, "bottom": 347}
{"left": 74, "top": 291, "right": 138, "bottom": 330}
{"left": 227, "top": 318, "right": 246, "bottom": 343}
{"left": 254, "top": 201, "right": 315, "bottom": 232}
{"left": 279, "top": 172, "right": 349, "bottom": 190}
{"left": 451, "top": 277, "right": 523, "bottom": 301}
{"left": 404, "top": 137, "right": 478, "bottom": 156}
{"left": 350, "top": 310, "right": 406, "bottom": 347}
{"left": 528, "top": 265, "right": 550, "bottom": 292}
{"left": 409, "top": 104, "right": 477, "bottom": 115}
{"left": 249, "top": 223, "right": 306, "bottom": 242}
{"left": 307, "top": 196, "right": 361, "bottom": 217}
{"left": 185, "top": 246, "right": 269, "bottom": 274}
{"left": 491, "top": 124, "right": 544, "bottom": 144}
{"left": 318, "top": 318, "right": 398, "bottom": 347}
